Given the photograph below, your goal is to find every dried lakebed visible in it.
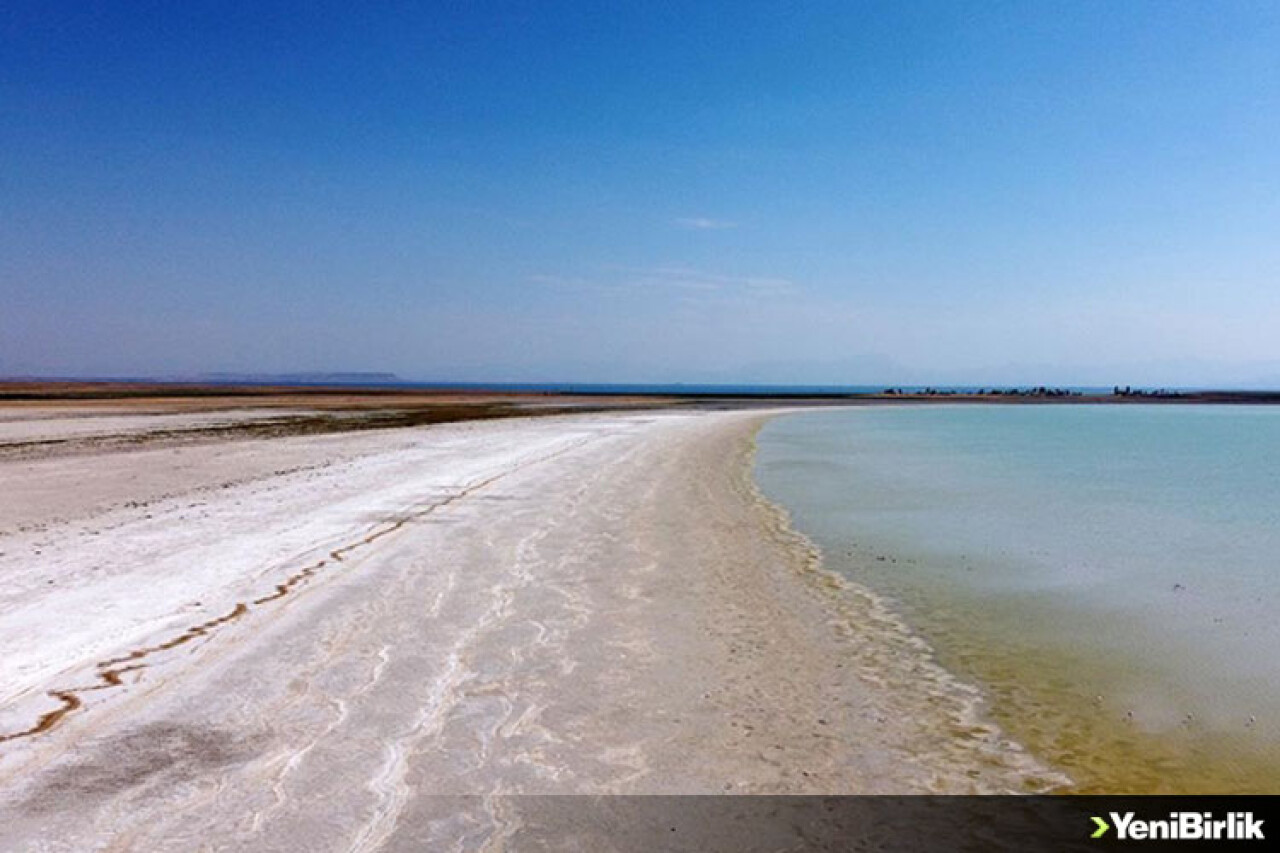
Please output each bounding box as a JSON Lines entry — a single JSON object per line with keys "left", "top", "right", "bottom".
{"left": 0, "top": 409, "right": 1054, "bottom": 850}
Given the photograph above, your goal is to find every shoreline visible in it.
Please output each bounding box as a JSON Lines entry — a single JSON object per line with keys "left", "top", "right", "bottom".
{"left": 5, "top": 379, "right": 1280, "bottom": 413}
{"left": 734, "top": 414, "right": 1067, "bottom": 793}
{"left": 0, "top": 405, "right": 1064, "bottom": 847}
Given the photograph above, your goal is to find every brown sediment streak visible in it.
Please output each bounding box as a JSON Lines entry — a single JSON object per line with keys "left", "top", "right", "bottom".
{"left": 96, "top": 603, "right": 252, "bottom": 670}
{"left": 0, "top": 440, "right": 584, "bottom": 747}
{"left": 0, "top": 665, "right": 146, "bottom": 745}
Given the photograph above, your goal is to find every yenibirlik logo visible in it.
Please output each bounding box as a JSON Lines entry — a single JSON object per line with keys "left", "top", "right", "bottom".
{"left": 1091, "top": 812, "right": 1265, "bottom": 841}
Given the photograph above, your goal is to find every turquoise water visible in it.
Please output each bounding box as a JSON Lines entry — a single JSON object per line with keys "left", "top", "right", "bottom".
{"left": 755, "top": 404, "right": 1280, "bottom": 792}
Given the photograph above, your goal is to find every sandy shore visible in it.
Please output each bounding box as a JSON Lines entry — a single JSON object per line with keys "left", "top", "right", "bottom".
{"left": 0, "top": 407, "right": 1055, "bottom": 850}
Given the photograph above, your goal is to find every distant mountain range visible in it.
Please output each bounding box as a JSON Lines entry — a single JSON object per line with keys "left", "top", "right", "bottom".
{"left": 199, "top": 372, "right": 402, "bottom": 385}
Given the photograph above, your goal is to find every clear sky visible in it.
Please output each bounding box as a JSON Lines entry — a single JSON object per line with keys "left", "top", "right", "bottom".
{"left": 3, "top": 1, "right": 1279, "bottom": 386}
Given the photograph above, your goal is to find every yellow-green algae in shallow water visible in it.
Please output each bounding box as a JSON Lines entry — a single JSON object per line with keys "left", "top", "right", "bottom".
{"left": 754, "top": 404, "right": 1280, "bottom": 793}
{"left": 902, "top": 581, "right": 1280, "bottom": 793}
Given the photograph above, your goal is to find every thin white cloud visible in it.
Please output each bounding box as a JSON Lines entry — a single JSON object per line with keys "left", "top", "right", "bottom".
{"left": 673, "top": 217, "right": 738, "bottom": 230}
{"left": 531, "top": 266, "right": 795, "bottom": 300}
{"left": 635, "top": 266, "right": 793, "bottom": 295}
{"left": 528, "top": 274, "right": 592, "bottom": 288}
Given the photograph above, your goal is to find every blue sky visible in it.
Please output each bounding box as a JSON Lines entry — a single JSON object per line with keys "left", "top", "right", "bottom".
{"left": 3, "top": 1, "right": 1279, "bottom": 385}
